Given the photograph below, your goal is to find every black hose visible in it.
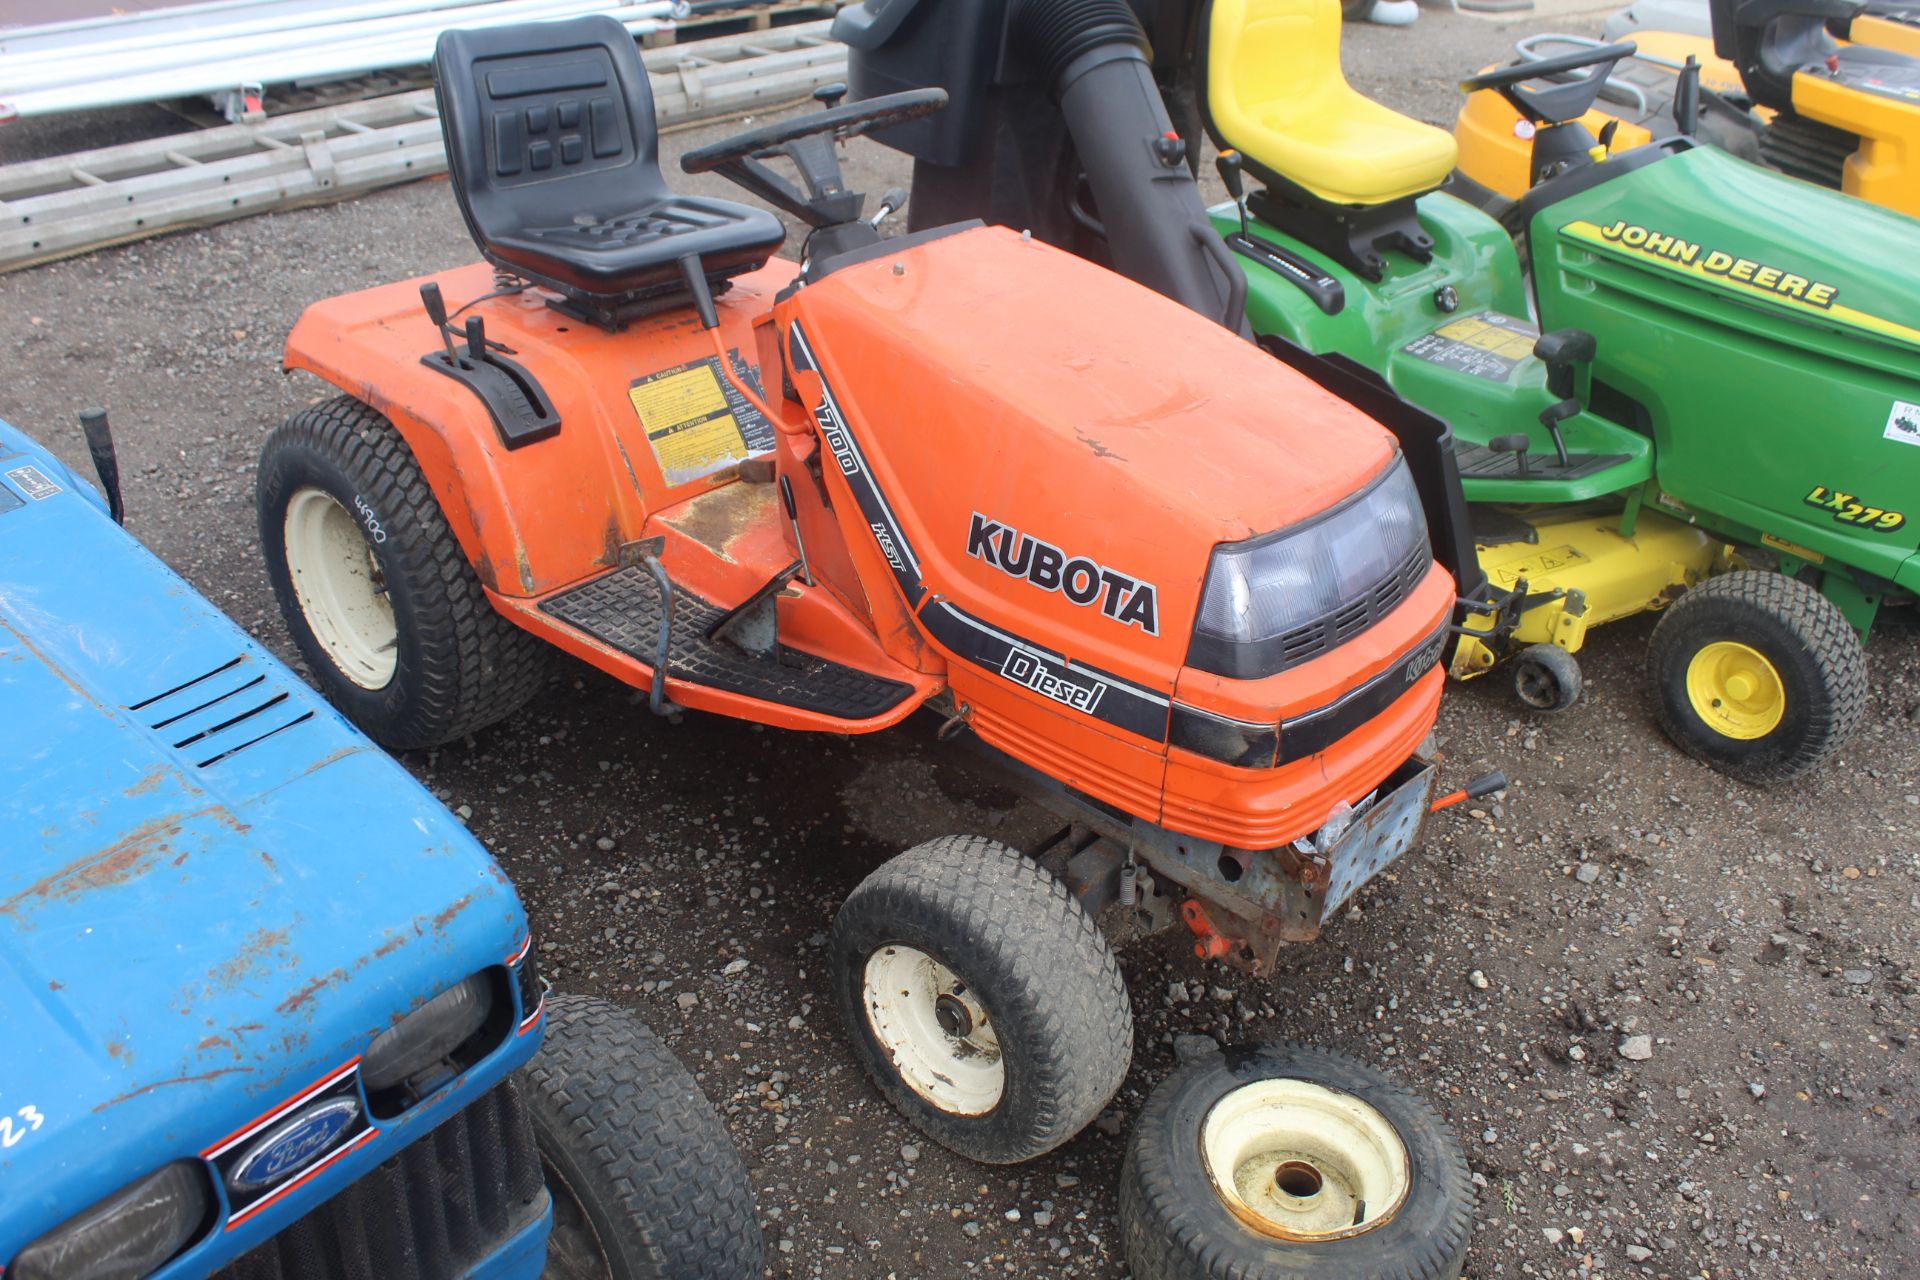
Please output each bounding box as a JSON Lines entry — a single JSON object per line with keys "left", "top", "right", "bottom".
{"left": 1010, "top": 0, "right": 1151, "bottom": 95}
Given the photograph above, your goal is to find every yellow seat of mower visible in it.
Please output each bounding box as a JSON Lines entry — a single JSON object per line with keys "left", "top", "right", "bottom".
{"left": 1208, "top": 0, "right": 1458, "bottom": 204}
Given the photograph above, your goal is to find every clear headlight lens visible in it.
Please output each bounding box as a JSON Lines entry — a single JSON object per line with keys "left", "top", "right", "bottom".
{"left": 10, "top": 1161, "right": 209, "bottom": 1280}
{"left": 1190, "top": 456, "right": 1429, "bottom": 678}
{"left": 362, "top": 973, "right": 493, "bottom": 1093}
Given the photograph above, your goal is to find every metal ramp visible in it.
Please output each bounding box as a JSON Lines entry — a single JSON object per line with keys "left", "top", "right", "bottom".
{"left": 0, "top": 22, "right": 849, "bottom": 272}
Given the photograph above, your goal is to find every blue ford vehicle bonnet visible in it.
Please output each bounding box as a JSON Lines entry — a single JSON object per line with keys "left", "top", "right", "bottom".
{"left": 0, "top": 417, "right": 550, "bottom": 1279}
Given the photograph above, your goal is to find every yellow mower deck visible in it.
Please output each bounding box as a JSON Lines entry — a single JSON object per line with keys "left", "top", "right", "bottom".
{"left": 1451, "top": 505, "right": 1728, "bottom": 678}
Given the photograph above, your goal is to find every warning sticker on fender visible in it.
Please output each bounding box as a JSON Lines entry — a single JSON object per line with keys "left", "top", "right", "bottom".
{"left": 1885, "top": 400, "right": 1920, "bottom": 449}
{"left": 1401, "top": 311, "right": 1538, "bottom": 382}
{"left": 5, "top": 465, "right": 60, "bottom": 501}
{"left": 628, "top": 351, "right": 774, "bottom": 487}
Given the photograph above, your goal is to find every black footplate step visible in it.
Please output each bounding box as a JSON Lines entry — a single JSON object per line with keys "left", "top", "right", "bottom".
{"left": 1453, "top": 443, "right": 1629, "bottom": 481}
{"left": 542, "top": 566, "right": 915, "bottom": 720}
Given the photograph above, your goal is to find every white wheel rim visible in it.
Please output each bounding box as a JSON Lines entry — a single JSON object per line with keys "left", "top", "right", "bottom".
{"left": 283, "top": 487, "right": 398, "bottom": 690}
{"left": 861, "top": 945, "right": 1004, "bottom": 1116}
{"left": 1200, "top": 1078, "right": 1411, "bottom": 1242}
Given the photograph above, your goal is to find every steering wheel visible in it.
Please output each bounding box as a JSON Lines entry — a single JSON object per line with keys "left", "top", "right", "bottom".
{"left": 680, "top": 87, "right": 945, "bottom": 228}
{"left": 1460, "top": 40, "right": 1638, "bottom": 126}
{"left": 681, "top": 88, "right": 948, "bottom": 175}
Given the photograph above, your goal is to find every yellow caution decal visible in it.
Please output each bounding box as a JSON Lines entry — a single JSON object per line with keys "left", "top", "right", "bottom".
{"left": 1561, "top": 219, "right": 1920, "bottom": 350}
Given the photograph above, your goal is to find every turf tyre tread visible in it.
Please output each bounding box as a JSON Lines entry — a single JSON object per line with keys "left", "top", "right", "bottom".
{"left": 525, "top": 993, "right": 763, "bottom": 1279}
{"left": 257, "top": 394, "right": 547, "bottom": 747}
{"left": 830, "top": 835, "right": 1134, "bottom": 1164}
{"left": 1119, "top": 1041, "right": 1472, "bottom": 1280}
{"left": 1647, "top": 570, "right": 1867, "bottom": 783}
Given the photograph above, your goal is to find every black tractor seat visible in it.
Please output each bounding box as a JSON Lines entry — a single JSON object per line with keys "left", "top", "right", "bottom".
{"left": 433, "top": 17, "right": 785, "bottom": 325}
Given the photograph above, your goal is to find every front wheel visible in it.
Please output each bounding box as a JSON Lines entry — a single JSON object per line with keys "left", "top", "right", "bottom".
{"left": 830, "top": 835, "right": 1134, "bottom": 1164}
{"left": 1120, "top": 1042, "right": 1473, "bottom": 1280}
{"left": 1511, "top": 643, "right": 1582, "bottom": 712}
{"left": 1647, "top": 571, "right": 1866, "bottom": 783}
{"left": 526, "top": 994, "right": 764, "bottom": 1279}
{"left": 257, "top": 395, "right": 548, "bottom": 748}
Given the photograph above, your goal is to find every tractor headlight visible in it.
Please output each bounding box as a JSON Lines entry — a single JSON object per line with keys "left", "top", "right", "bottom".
{"left": 1189, "top": 456, "right": 1429, "bottom": 679}
{"left": 10, "top": 1161, "right": 211, "bottom": 1280}
{"left": 362, "top": 973, "right": 494, "bottom": 1095}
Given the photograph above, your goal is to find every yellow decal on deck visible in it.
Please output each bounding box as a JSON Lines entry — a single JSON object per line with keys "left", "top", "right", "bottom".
{"left": 1560, "top": 220, "right": 1920, "bottom": 350}
{"left": 1486, "top": 543, "right": 1591, "bottom": 586}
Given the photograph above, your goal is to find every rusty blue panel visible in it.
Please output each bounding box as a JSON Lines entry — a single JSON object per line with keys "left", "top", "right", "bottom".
{"left": 0, "top": 418, "right": 546, "bottom": 1277}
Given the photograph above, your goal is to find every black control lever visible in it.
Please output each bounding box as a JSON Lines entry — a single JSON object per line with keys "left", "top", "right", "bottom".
{"left": 868, "top": 186, "right": 908, "bottom": 228}
{"left": 1490, "top": 432, "right": 1533, "bottom": 478}
{"left": 1673, "top": 55, "right": 1701, "bottom": 134}
{"left": 1533, "top": 328, "right": 1597, "bottom": 467}
{"left": 1217, "top": 150, "right": 1251, "bottom": 241}
{"left": 77, "top": 407, "right": 124, "bottom": 525}
{"left": 420, "top": 282, "right": 460, "bottom": 364}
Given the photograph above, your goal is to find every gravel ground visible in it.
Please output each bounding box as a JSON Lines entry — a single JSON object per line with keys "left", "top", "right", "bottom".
{"left": 3, "top": 8, "right": 1917, "bottom": 1278}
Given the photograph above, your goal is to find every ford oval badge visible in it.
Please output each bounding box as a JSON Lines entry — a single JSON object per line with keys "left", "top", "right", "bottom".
{"left": 230, "top": 1097, "right": 360, "bottom": 1193}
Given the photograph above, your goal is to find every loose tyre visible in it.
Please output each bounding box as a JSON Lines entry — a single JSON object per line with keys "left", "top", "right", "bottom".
{"left": 830, "top": 835, "right": 1134, "bottom": 1164}
{"left": 526, "top": 994, "right": 764, "bottom": 1280}
{"left": 1120, "top": 1042, "right": 1473, "bottom": 1280}
{"left": 1511, "top": 643, "right": 1582, "bottom": 712}
{"left": 1647, "top": 570, "right": 1867, "bottom": 782}
{"left": 257, "top": 395, "right": 547, "bottom": 748}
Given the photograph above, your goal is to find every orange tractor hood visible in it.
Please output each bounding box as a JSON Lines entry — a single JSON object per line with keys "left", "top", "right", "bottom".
{"left": 784, "top": 224, "right": 1401, "bottom": 692}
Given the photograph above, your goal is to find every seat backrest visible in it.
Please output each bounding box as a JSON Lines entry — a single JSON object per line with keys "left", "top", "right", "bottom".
{"left": 1206, "top": 0, "right": 1347, "bottom": 142}
{"left": 1711, "top": 0, "right": 1850, "bottom": 108}
{"left": 433, "top": 16, "right": 669, "bottom": 251}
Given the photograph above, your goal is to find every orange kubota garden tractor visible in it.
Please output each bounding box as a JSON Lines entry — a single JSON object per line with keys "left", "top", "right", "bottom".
{"left": 256, "top": 15, "right": 1494, "bottom": 1167}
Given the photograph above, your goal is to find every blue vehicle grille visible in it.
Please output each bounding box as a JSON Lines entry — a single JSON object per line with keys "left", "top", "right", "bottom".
{"left": 212, "top": 1078, "right": 544, "bottom": 1280}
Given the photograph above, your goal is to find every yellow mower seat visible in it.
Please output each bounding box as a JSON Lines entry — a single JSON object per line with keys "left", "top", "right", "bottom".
{"left": 1208, "top": 0, "right": 1458, "bottom": 205}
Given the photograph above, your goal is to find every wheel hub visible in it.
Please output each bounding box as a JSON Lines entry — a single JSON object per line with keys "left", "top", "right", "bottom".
{"left": 861, "top": 945, "right": 1004, "bottom": 1116}
{"left": 282, "top": 486, "right": 398, "bottom": 690}
{"left": 1684, "top": 640, "right": 1785, "bottom": 741}
{"left": 1200, "top": 1078, "right": 1410, "bottom": 1242}
{"left": 934, "top": 992, "right": 973, "bottom": 1038}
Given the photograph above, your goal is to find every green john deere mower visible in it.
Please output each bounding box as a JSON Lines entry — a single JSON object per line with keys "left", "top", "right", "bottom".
{"left": 836, "top": 0, "right": 1920, "bottom": 782}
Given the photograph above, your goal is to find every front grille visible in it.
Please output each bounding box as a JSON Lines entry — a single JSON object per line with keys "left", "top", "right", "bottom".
{"left": 212, "top": 1078, "right": 544, "bottom": 1280}
{"left": 1272, "top": 541, "right": 1429, "bottom": 671}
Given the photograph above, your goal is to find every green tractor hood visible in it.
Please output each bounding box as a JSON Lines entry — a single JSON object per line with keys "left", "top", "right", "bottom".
{"left": 1532, "top": 145, "right": 1920, "bottom": 592}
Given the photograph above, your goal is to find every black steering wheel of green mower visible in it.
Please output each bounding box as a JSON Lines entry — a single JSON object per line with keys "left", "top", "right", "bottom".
{"left": 680, "top": 88, "right": 945, "bottom": 227}
{"left": 1459, "top": 40, "right": 1638, "bottom": 126}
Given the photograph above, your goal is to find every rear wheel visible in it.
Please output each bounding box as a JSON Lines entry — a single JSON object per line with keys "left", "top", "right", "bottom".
{"left": 1120, "top": 1042, "right": 1473, "bottom": 1280}
{"left": 1647, "top": 570, "right": 1866, "bottom": 782}
{"left": 830, "top": 835, "right": 1134, "bottom": 1164}
{"left": 526, "top": 994, "right": 764, "bottom": 1279}
{"left": 257, "top": 395, "right": 547, "bottom": 748}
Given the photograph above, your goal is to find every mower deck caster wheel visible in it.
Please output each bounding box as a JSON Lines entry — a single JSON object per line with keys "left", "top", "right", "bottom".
{"left": 526, "top": 994, "right": 764, "bottom": 1279}
{"left": 257, "top": 395, "right": 548, "bottom": 748}
{"left": 1120, "top": 1042, "right": 1473, "bottom": 1280}
{"left": 1647, "top": 570, "right": 1867, "bottom": 782}
{"left": 1511, "top": 643, "right": 1582, "bottom": 712}
{"left": 831, "top": 835, "right": 1134, "bottom": 1164}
